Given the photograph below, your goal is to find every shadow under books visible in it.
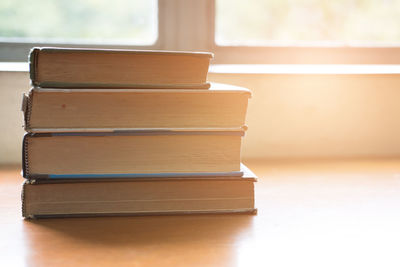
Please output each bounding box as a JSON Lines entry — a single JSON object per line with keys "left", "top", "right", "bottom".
{"left": 23, "top": 214, "right": 254, "bottom": 247}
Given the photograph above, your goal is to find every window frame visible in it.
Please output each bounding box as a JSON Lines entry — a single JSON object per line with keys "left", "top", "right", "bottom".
{"left": 1, "top": 0, "right": 400, "bottom": 64}
{"left": 210, "top": 0, "right": 400, "bottom": 64}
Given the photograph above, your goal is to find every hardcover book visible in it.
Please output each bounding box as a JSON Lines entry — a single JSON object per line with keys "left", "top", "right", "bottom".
{"left": 22, "top": 83, "right": 251, "bottom": 132}
{"left": 29, "top": 47, "right": 213, "bottom": 89}
{"left": 22, "top": 131, "right": 244, "bottom": 179}
{"left": 22, "top": 164, "right": 257, "bottom": 218}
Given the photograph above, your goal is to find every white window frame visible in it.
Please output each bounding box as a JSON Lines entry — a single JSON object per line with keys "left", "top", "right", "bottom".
{"left": 1, "top": 0, "right": 399, "bottom": 64}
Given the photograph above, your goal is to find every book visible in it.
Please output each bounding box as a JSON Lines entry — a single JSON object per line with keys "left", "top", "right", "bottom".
{"left": 22, "top": 131, "right": 244, "bottom": 179}
{"left": 22, "top": 164, "right": 257, "bottom": 218}
{"left": 22, "top": 83, "right": 251, "bottom": 132}
{"left": 29, "top": 47, "right": 213, "bottom": 89}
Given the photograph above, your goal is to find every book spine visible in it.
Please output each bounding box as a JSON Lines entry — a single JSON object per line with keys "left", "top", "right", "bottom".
{"left": 22, "top": 134, "right": 30, "bottom": 179}
{"left": 29, "top": 48, "right": 40, "bottom": 87}
{"left": 22, "top": 91, "right": 33, "bottom": 131}
{"left": 22, "top": 180, "right": 38, "bottom": 219}
{"left": 21, "top": 181, "right": 27, "bottom": 218}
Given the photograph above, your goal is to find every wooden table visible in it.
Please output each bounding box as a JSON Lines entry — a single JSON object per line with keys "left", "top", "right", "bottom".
{"left": 2, "top": 159, "right": 400, "bottom": 267}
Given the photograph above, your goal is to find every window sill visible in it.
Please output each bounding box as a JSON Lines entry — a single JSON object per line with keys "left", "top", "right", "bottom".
{"left": 0, "top": 62, "right": 28, "bottom": 72}
{"left": 1, "top": 62, "right": 400, "bottom": 75}
{"left": 209, "top": 64, "right": 400, "bottom": 74}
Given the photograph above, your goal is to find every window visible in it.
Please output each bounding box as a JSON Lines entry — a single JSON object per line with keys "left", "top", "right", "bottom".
{"left": 1, "top": 0, "right": 400, "bottom": 64}
{"left": 0, "top": 0, "right": 159, "bottom": 61}
{"left": 216, "top": 0, "right": 400, "bottom": 46}
{"left": 0, "top": 0, "right": 157, "bottom": 45}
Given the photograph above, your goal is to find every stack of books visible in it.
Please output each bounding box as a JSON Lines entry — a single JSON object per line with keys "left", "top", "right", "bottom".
{"left": 21, "top": 47, "right": 257, "bottom": 218}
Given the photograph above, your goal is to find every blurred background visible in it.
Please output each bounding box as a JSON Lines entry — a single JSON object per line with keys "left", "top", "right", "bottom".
{"left": 1, "top": 0, "right": 400, "bottom": 164}
{"left": 2, "top": 0, "right": 400, "bottom": 46}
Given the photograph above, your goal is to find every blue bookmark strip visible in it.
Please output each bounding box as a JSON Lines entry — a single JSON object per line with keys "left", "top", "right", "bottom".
{"left": 46, "top": 171, "right": 244, "bottom": 179}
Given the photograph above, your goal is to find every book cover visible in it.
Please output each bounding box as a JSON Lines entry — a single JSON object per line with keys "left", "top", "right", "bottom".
{"left": 22, "top": 164, "right": 257, "bottom": 218}
{"left": 30, "top": 47, "right": 213, "bottom": 89}
{"left": 22, "top": 83, "right": 251, "bottom": 132}
{"left": 22, "top": 131, "right": 245, "bottom": 179}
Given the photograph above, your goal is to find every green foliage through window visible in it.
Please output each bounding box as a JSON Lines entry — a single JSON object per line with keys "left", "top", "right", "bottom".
{"left": 216, "top": 0, "right": 400, "bottom": 46}
{"left": 0, "top": 0, "right": 157, "bottom": 44}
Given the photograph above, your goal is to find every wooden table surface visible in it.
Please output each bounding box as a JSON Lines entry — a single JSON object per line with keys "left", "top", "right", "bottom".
{"left": 1, "top": 159, "right": 400, "bottom": 267}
